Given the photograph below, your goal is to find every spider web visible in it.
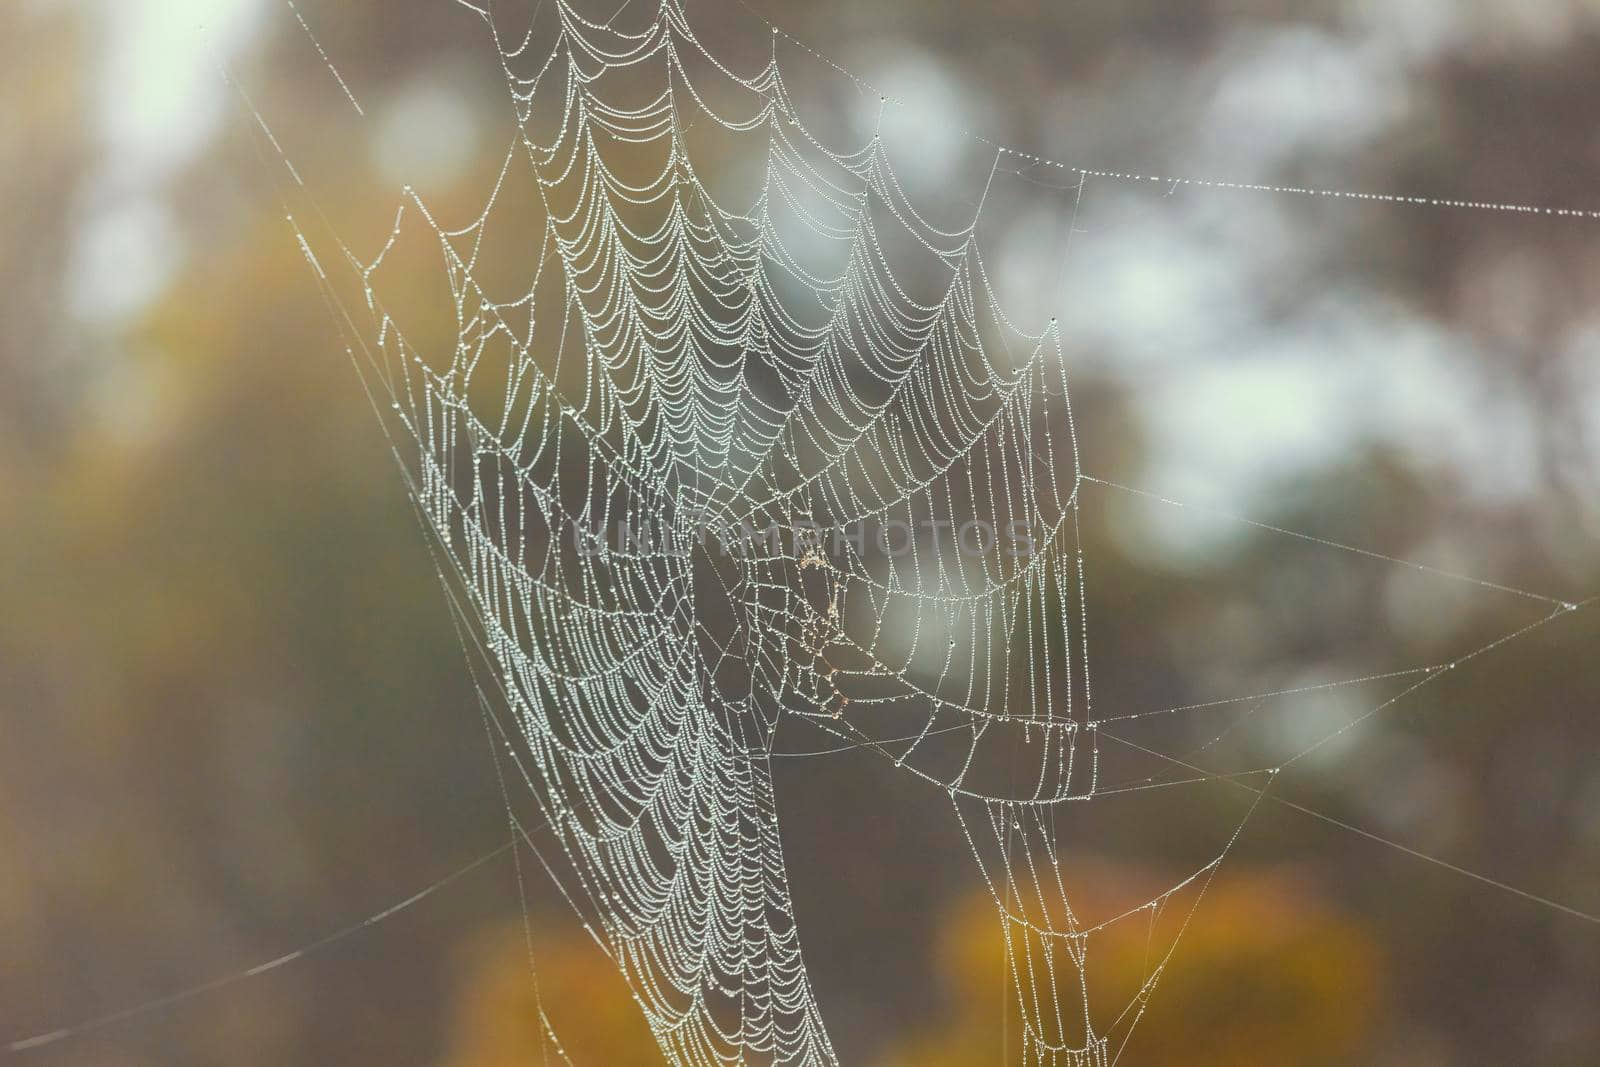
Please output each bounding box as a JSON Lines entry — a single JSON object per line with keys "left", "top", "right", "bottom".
{"left": 269, "top": 1, "right": 1591, "bottom": 1065}
{"left": 311, "top": 2, "right": 1264, "bottom": 1062}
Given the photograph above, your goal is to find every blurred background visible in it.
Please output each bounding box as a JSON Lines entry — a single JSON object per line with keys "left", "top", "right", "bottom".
{"left": 3, "top": 0, "right": 1599, "bottom": 1064}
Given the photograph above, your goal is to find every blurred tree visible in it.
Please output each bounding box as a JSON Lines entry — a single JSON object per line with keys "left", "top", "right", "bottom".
{"left": 435, "top": 920, "right": 660, "bottom": 1066}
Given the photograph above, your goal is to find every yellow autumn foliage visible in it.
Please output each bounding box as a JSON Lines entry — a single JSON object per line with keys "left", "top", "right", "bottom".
{"left": 435, "top": 862, "right": 1381, "bottom": 1067}
{"left": 879, "top": 863, "right": 1382, "bottom": 1067}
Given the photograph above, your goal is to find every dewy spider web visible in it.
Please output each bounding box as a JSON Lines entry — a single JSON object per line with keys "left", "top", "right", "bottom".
{"left": 206, "top": 0, "right": 1599, "bottom": 1065}
{"left": 318, "top": 2, "right": 1266, "bottom": 1062}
